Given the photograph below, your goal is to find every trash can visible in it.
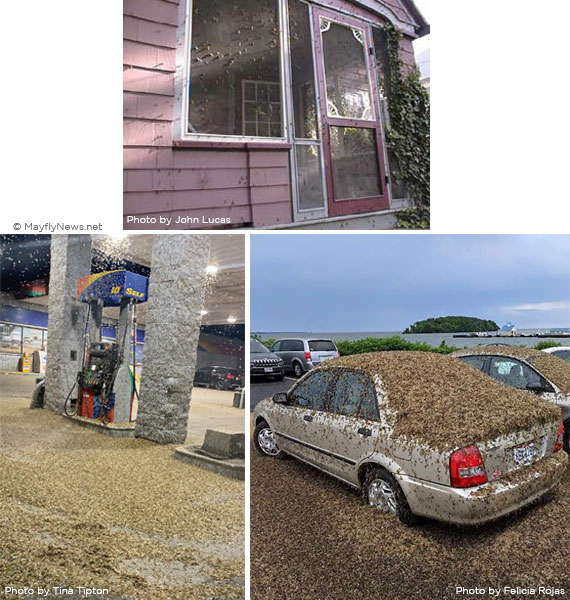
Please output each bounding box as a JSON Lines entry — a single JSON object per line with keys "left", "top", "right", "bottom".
{"left": 19, "top": 353, "right": 31, "bottom": 373}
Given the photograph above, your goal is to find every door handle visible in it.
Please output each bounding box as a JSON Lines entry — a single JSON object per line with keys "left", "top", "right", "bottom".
{"left": 303, "top": 415, "right": 313, "bottom": 422}
{"left": 357, "top": 427, "right": 372, "bottom": 437}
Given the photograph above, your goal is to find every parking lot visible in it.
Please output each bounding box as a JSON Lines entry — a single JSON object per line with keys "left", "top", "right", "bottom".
{"left": 250, "top": 376, "right": 570, "bottom": 600}
{"left": 249, "top": 376, "right": 296, "bottom": 410}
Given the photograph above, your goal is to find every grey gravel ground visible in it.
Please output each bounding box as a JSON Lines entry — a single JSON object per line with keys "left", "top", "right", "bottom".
{"left": 0, "top": 383, "right": 244, "bottom": 600}
{"left": 251, "top": 443, "right": 570, "bottom": 600}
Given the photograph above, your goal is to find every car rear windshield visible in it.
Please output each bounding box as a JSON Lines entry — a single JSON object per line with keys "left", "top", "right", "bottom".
{"left": 251, "top": 339, "right": 269, "bottom": 353}
{"left": 308, "top": 340, "right": 336, "bottom": 351}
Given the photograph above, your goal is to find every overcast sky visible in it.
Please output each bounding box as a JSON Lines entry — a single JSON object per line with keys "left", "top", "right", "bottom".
{"left": 251, "top": 235, "right": 570, "bottom": 332}
{"left": 412, "top": 0, "right": 430, "bottom": 56}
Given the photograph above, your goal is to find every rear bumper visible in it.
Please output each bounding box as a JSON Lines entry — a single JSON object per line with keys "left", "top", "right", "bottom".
{"left": 400, "top": 451, "right": 568, "bottom": 525}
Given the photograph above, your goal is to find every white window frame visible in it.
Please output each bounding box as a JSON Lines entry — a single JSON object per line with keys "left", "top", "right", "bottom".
{"left": 241, "top": 80, "right": 283, "bottom": 137}
{"left": 175, "top": 0, "right": 290, "bottom": 144}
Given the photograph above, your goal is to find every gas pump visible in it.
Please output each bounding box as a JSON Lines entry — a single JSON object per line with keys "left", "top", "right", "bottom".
{"left": 69, "top": 270, "right": 149, "bottom": 424}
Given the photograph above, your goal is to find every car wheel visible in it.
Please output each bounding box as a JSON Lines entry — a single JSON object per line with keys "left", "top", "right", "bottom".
{"left": 293, "top": 362, "right": 303, "bottom": 378}
{"left": 563, "top": 420, "right": 569, "bottom": 454}
{"left": 214, "top": 379, "right": 225, "bottom": 391}
{"left": 254, "top": 421, "right": 286, "bottom": 459}
{"left": 363, "top": 466, "right": 418, "bottom": 526}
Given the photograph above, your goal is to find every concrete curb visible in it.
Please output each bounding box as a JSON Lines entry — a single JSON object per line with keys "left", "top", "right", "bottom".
{"left": 174, "top": 446, "right": 245, "bottom": 480}
{"left": 62, "top": 415, "right": 135, "bottom": 437}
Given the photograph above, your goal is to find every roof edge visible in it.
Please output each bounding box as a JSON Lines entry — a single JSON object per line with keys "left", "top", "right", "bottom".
{"left": 400, "top": 0, "right": 430, "bottom": 37}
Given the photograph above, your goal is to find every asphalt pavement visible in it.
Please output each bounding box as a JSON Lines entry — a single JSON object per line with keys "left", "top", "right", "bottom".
{"left": 0, "top": 371, "right": 38, "bottom": 399}
{"left": 249, "top": 376, "right": 297, "bottom": 411}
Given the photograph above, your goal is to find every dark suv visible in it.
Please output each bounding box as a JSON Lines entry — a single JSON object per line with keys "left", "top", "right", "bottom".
{"left": 194, "top": 366, "right": 243, "bottom": 390}
{"left": 250, "top": 339, "right": 284, "bottom": 381}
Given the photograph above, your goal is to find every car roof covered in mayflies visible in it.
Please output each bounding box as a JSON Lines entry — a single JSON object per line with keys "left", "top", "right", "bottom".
{"left": 317, "top": 351, "right": 560, "bottom": 451}
{"left": 454, "top": 345, "right": 570, "bottom": 394}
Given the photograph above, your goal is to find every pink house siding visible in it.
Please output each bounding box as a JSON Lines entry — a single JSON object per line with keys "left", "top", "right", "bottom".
{"left": 123, "top": 0, "right": 426, "bottom": 229}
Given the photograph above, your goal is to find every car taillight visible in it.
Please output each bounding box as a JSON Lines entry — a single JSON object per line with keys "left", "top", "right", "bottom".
{"left": 450, "top": 445, "right": 488, "bottom": 488}
{"left": 304, "top": 351, "right": 311, "bottom": 360}
{"left": 554, "top": 420, "right": 564, "bottom": 453}
{"left": 226, "top": 374, "right": 235, "bottom": 379}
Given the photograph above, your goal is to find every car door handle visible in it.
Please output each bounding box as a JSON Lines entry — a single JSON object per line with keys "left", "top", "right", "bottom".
{"left": 303, "top": 415, "right": 313, "bottom": 422}
{"left": 357, "top": 427, "right": 372, "bottom": 437}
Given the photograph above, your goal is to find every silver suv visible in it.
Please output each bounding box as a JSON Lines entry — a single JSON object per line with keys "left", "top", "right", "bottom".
{"left": 270, "top": 338, "right": 339, "bottom": 378}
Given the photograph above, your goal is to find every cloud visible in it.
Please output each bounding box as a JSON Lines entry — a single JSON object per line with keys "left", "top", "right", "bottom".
{"left": 507, "top": 300, "right": 570, "bottom": 312}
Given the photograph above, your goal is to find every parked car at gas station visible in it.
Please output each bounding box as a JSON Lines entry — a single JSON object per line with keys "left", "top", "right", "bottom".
{"left": 253, "top": 352, "right": 567, "bottom": 525}
{"left": 453, "top": 346, "right": 570, "bottom": 453}
{"left": 193, "top": 365, "right": 243, "bottom": 390}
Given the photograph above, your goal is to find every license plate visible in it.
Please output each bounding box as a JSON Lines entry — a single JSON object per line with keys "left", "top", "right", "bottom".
{"left": 319, "top": 355, "right": 332, "bottom": 362}
{"left": 513, "top": 442, "right": 537, "bottom": 467}
{"left": 263, "top": 367, "right": 273, "bottom": 373}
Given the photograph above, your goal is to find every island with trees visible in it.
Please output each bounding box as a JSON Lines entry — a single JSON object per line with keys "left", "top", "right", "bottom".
{"left": 403, "top": 316, "right": 499, "bottom": 334}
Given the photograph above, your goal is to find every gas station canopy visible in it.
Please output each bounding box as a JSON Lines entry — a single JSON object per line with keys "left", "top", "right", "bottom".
{"left": 77, "top": 270, "right": 149, "bottom": 306}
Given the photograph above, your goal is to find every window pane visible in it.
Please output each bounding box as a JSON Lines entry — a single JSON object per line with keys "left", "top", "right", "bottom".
{"left": 289, "top": 0, "right": 318, "bottom": 139}
{"left": 1, "top": 324, "right": 22, "bottom": 353}
{"left": 330, "top": 127, "right": 381, "bottom": 199}
{"left": 460, "top": 356, "right": 487, "bottom": 371}
{"left": 22, "top": 327, "right": 44, "bottom": 354}
{"left": 489, "top": 357, "right": 542, "bottom": 389}
{"left": 290, "top": 370, "right": 336, "bottom": 410}
{"left": 330, "top": 371, "right": 377, "bottom": 418}
{"left": 188, "top": 0, "right": 282, "bottom": 137}
{"left": 296, "top": 145, "right": 325, "bottom": 211}
{"left": 321, "top": 20, "right": 373, "bottom": 120}
{"left": 308, "top": 340, "right": 336, "bottom": 351}
{"left": 554, "top": 350, "right": 570, "bottom": 362}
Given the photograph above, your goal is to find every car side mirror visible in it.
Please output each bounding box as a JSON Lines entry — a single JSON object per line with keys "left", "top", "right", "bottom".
{"left": 526, "top": 382, "right": 543, "bottom": 392}
{"left": 273, "top": 392, "right": 289, "bottom": 405}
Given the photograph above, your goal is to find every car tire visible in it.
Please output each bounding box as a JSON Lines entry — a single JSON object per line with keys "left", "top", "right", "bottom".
{"left": 563, "top": 419, "right": 569, "bottom": 454}
{"left": 362, "top": 466, "right": 418, "bottom": 526}
{"left": 253, "top": 421, "right": 286, "bottom": 459}
{"left": 293, "top": 362, "right": 303, "bottom": 378}
{"left": 214, "top": 380, "right": 225, "bottom": 391}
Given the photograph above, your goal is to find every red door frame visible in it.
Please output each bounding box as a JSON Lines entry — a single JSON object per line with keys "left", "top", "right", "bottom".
{"left": 311, "top": 6, "right": 389, "bottom": 217}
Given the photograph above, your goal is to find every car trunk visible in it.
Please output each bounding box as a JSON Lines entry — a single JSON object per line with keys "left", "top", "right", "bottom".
{"left": 394, "top": 419, "right": 560, "bottom": 487}
{"left": 308, "top": 340, "right": 338, "bottom": 365}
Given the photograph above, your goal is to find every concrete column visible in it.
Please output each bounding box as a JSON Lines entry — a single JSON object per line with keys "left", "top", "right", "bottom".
{"left": 44, "top": 235, "right": 92, "bottom": 413}
{"left": 135, "top": 235, "right": 210, "bottom": 444}
{"left": 113, "top": 297, "right": 135, "bottom": 423}
{"left": 88, "top": 299, "right": 103, "bottom": 344}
